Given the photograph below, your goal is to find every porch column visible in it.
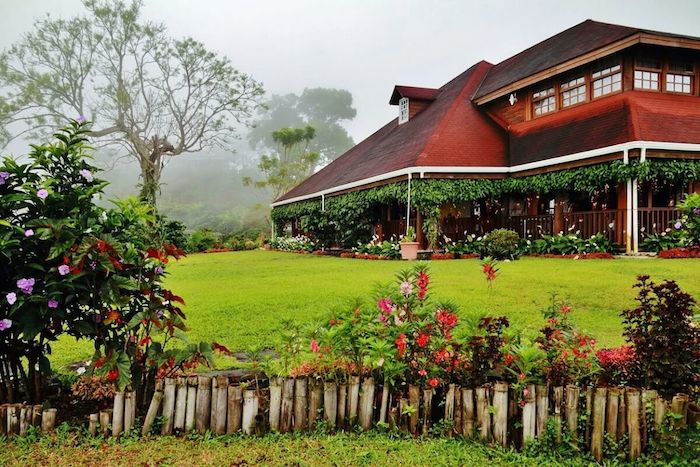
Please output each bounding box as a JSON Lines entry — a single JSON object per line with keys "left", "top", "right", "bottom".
{"left": 691, "top": 180, "right": 700, "bottom": 195}
{"left": 415, "top": 210, "right": 424, "bottom": 249}
{"left": 526, "top": 194, "right": 539, "bottom": 216}
{"left": 553, "top": 192, "right": 566, "bottom": 234}
{"left": 615, "top": 183, "right": 627, "bottom": 248}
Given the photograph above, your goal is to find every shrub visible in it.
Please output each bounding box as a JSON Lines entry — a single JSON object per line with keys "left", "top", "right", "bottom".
{"left": 271, "top": 235, "right": 317, "bottom": 252}
{"left": 524, "top": 232, "right": 614, "bottom": 255}
{"left": 444, "top": 234, "right": 483, "bottom": 256}
{"left": 481, "top": 229, "right": 520, "bottom": 260}
{"left": 596, "top": 345, "right": 638, "bottom": 387}
{"left": 159, "top": 217, "right": 188, "bottom": 250}
{"left": 354, "top": 238, "right": 400, "bottom": 259}
{"left": 621, "top": 275, "right": 700, "bottom": 397}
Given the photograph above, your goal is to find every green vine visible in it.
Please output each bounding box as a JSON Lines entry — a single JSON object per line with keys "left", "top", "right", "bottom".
{"left": 271, "top": 159, "right": 700, "bottom": 247}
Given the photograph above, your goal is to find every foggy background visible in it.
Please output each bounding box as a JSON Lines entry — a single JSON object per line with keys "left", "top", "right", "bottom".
{"left": 2, "top": 0, "right": 699, "bottom": 233}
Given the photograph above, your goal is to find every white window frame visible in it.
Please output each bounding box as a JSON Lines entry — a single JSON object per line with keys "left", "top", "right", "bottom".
{"left": 398, "top": 97, "right": 409, "bottom": 124}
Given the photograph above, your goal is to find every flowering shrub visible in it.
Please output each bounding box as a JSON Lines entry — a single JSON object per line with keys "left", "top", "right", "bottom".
{"left": 640, "top": 194, "right": 700, "bottom": 252}
{"left": 270, "top": 235, "right": 317, "bottom": 252}
{"left": 443, "top": 234, "right": 484, "bottom": 256}
{"left": 596, "top": 345, "right": 637, "bottom": 387}
{"left": 523, "top": 232, "right": 614, "bottom": 255}
{"left": 353, "top": 238, "right": 401, "bottom": 259}
{"left": 481, "top": 229, "right": 521, "bottom": 260}
{"left": 621, "top": 275, "right": 700, "bottom": 397}
{"left": 0, "top": 122, "right": 214, "bottom": 402}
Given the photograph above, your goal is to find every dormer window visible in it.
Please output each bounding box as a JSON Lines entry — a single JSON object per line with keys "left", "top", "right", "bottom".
{"left": 398, "top": 97, "right": 409, "bottom": 124}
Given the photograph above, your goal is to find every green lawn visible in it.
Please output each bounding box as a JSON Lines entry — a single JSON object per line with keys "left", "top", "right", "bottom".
{"left": 51, "top": 251, "right": 700, "bottom": 370}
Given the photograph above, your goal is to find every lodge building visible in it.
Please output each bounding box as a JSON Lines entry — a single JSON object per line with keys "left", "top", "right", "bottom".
{"left": 272, "top": 20, "right": 700, "bottom": 253}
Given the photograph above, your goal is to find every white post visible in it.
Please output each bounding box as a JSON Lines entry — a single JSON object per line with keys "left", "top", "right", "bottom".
{"left": 632, "top": 148, "right": 646, "bottom": 255}
{"left": 321, "top": 194, "right": 325, "bottom": 212}
{"left": 406, "top": 174, "right": 412, "bottom": 236}
{"left": 624, "top": 150, "right": 633, "bottom": 255}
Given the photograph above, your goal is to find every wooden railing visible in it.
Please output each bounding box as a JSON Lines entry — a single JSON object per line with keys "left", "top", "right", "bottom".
{"left": 563, "top": 210, "right": 622, "bottom": 243}
{"left": 638, "top": 208, "right": 682, "bottom": 236}
{"left": 505, "top": 215, "right": 554, "bottom": 240}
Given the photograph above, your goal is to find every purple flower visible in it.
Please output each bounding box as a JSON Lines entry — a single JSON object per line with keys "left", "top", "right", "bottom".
{"left": 76, "top": 115, "right": 86, "bottom": 123}
{"left": 674, "top": 221, "right": 683, "bottom": 230}
{"left": 400, "top": 281, "right": 413, "bottom": 296}
{"left": 154, "top": 266, "right": 164, "bottom": 275}
{"left": 48, "top": 299, "right": 59, "bottom": 309}
{"left": 156, "top": 309, "right": 164, "bottom": 319}
{"left": 0, "top": 171, "right": 9, "bottom": 185}
{"left": 0, "top": 319, "right": 12, "bottom": 331}
{"left": 90, "top": 261, "right": 97, "bottom": 271}
{"left": 79, "top": 169, "right": 93, "bottom": 183}
{"left": 16, "top": 278, "right": 35, "bottom": 294}
{"left": 58, "top": 264, "right": 70, "bottom": 276}
{"left": 24, "top": 229, "right": 34, "bottom": 237}
{"left": 693, "top": 208, "right": 700, "bottom": 215}
{"left": 37, "top": 188, "right": 49, "bottom": 200}
{"left": 6, "top": 293, "right": 16, "bottom": 305}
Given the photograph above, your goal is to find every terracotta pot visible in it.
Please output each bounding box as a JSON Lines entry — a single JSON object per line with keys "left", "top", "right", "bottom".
{"left": 400, "top": 242, "right": 419, "bottom": 260}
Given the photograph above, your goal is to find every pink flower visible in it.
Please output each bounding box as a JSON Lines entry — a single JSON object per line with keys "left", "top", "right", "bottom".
{"left": 6, "top": 293, "right": 16, "bottom": 305}
{"left": 48, "top": 299, "right": 59, "bottom": 309}
{"left": 428, "top": 378, "right": 439, "bottom": 388}
{"left": 310, "top": 340, "right": 320, "bottom": 353}
{"left": 79, "top": 169, "right": 93, "bottom": 182}
{"left": 518, "top": 372, "right": 526, "bottom": 381}
{"left": 58, "top": 265, "right": 70, "bottom": 276}
{"left": 0, "top": 319, "right": 11, "bottom": 331}
{"left": 377, "top": 298, "right": 393, "bottom": 314}
{"left": 24, "top": 229, "right": 34, "bottom": 237}
{"left": 378, "top": 314, "right": 387, "bottom": 322}
{"left": 37, "top": 188, "right": 49, "bottom": 199}
{"left": 523, "top": 388, "right": 530, "bottom": 397}
{"left": 418, "top": 369, "right": 427, "bottom": 377}
{"left": 400, "top": 281, "right": 413, "bottom": 296}
{"left": 17, "top": 278, "right": 35, "bottom": 294}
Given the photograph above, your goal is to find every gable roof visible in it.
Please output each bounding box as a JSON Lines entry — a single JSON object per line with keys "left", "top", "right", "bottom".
{"left": 389, "top": 85, "right": 440, "bottom": 105}
{"left": 275, "top": 61, "right": 507, "bottom": 203}
{"left": 474, "top": 19, "right": 700, "bottom": 102}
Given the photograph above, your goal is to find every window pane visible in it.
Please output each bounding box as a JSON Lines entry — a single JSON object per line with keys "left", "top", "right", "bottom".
{"left": 634, "top": 70, "right": 659, "bottom": 90}
{"left": 593, "top": 72, "right": 622, "bottom": 97}
{"left": 669, "top": 62, "right": 693, "bottom": 73}
{"left": 666, "top": 73, "right": 693, "bottom": 93}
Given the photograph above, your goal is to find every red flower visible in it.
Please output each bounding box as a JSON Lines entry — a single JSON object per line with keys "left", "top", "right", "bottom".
{"left": 416, "top": 271, "right": 429, "bottom": 300}
{"left": 418, "top": 369, "right": 427, "bottom": 377}
{"left": 436, "top": 309, "right": 458, "bottom": 329}
{"left": 518, "top": 372, "right": 526, "bottom": 380}
{"left": 560, "top": 305, "right": 572, "bottom": 314}
{"left": 107, "top": 369, "right": 119, "bottom": 382}
{"left": 93, "top": 357, "right": 107, "bottom": 369}
{"left": 416, "top": 333, "right": 430, "bottom": 348}
{"left": 428, "top": 378, "right": 439, "bottom": 388}
{"left": 395, "top": 333, "right": 407, "bottom": 358}
{"left": 504, "top": 353, "right": 514, "bottom": 366}
{"left": 310, "top": 340, "right": 320, "bottom": 353}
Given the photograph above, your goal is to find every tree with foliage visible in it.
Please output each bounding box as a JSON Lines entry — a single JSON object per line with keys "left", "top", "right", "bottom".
{"left": 248, "top": 88, "right": 356, "bottom": 166}
{"left": 0, "top": 121, "right": 217, "bottom": 404}
{"left": 245, "top": 125, "right": 320, "bottom": 199}
{"left": 0, "top": 0, "right": 264, "bottom": 205}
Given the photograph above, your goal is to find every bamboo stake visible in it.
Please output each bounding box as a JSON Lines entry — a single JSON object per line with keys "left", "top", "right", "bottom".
{"left": 8, "top": 404, "right": 19, "bottom": 436}
{"left": 19, "top": 406, "right": 28, "bottom": 436}
{"left": 337, "top": 383, "right": 347, "bottom": 428}
{"left": 591, "top": 388, "right": 607, "bottom": 462}
{"left": 124, "top": 391, "right": 136, "bottom": 434}
{"left": 606, "top": 388, "right": 620, "bottom": 441}
{"left": 161, "top": 378, "right": 176, "bottom": 435}
{"left": 280, "top": 378, "right": 294, "bottom": 433}
{"left": 408, "top": 384, "right": 420, "bottom": 435}
{"left": 670, "top": 393, "right": 689, "bottom": 430}
{"left": 617, "top": 387, "right": 627, "bottom": 438}
{"left": 379, "top": 383, "right": 390, "bottom": 424}
{"left": 195, "top": 376, "right": 211, "bottom": 433}
{"left": 422, "top": 388, "right": 433, "bottom": 436}
{"left": 174, "top": 377, "right": 188, "bottom": 432}
{"left": 98, "top": 409, "right": 111, "bottom": 437}
{"left": 535, "top": 384, "right": 548, "bottom": 439}
{"left": 293, "top": 378, "right": 307, "bottom": 431}
{"left": 323, "top": 381, "right": 338, "bottom": 429}
{"left": 565, "top": 385, "right": 580, "bottom": 443}
{"left": 399, "top": 397, "right": 408, "bottom": 432}
{"left": 626, "top": 389, "right": 642, "bottom": 461}
{"left": 31, "top": 404, "right": 42, "bottom": 427}
{"left": 654, "top": 395, "right": 666, "bottom": 431}
{"left": 141, "top": 381, "right": 163, "bottom": 436}
{"left": 185, "top": 376, "right": 197, "bottom": 432}
{"left": 226, "top": 385, "right": 243, "bottom": 434}
{"left": 242, "top": 389, "right": 258, "bottom": 435}
{"left": 88, "top": 413, "right": 98, "bottom": 437}
{"left": 358, "top": 377, "right": 375, "bottom": 431}
{"left": 444, "top": 384, "right": 456, "bottom": 427}
{"left": 209, "top": 376, "right": 219, "bottom": 433}
{"left": 347, "top": 375, "right": 360, "bottom": 426}
{"left": 453, "top": 385, "right": 462, "bottom": 437}
{"left": 553, "top": 386, "right": 563, "bottom": 443}
{"left": 522, "top": 384, "right": 536, "bottom": 444}
{"left": 268, "top": 377, "right": 282, "bottom": 432}
{"left": 462, "top": 388, "right": 474, "bottom": 438}
{"left": 41, "top": 408, "right": 57, "bottom": 434}
{"left": 0, "top": 405, "right": 7, "bottom": 436}
{"left": 214, "top": 376, "right": 228, "bottom": 435}
{"left": 308, "top": 379, "right": 323, "bottom": 429}
{"left": 493, "top": 382, "right": 508, "bottom": 447}
{"left": 476, "top": 386, "right": 490, "bottom": 441}
{"left": 388, "top": 397, "right": 398, "bottom": 429}
{"left": 112, "top": 391, "right": 125, "bottom": 437}
{"left": 641, "top": 389, "right": 657, "bottom": 450}
{"left": 585, "top": 387, "right": 593, "bottom": 446}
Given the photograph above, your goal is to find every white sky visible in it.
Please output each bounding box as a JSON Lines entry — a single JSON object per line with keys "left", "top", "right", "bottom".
{"left": 2, "top": 0, "right": 700, "bottom": 145}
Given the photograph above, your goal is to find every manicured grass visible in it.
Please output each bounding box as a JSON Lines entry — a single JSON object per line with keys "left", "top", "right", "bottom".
{"left": 51, "top": 251, "right": 700, "bottom": 370}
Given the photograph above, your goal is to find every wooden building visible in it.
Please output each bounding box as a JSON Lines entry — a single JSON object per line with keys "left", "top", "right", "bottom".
{"left": 272, "top": 20, "right": 700, "bottom": 253}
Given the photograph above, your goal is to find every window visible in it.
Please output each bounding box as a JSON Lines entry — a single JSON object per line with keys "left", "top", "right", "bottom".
{"left": 532, "top": 86, "right": 555, "bottom": 116}
{"left": 666, "top": 61, "right": 694, "bottom": 94}
{"left": 592, "top": 60, "right": 622, "bottom": 98}
{"left": 398, "top": 97, "right": 409, "bottom": 124}
{"left": 560, "top": 76, "right": 586, "bottom": 107}
{"left": 634, "top": 58, "right": 661, "bottom": 90}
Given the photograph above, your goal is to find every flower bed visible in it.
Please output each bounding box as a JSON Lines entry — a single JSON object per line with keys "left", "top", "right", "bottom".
{"left": 526, "top": 252, "right": 615, "bottom": 260}
{"left": 658, "top": 246, "right": 700, "bottom": 258}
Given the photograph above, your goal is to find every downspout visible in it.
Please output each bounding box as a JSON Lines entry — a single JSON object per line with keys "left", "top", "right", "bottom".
{"left": 406, "top": 173, "right": 412, "bottom": 236}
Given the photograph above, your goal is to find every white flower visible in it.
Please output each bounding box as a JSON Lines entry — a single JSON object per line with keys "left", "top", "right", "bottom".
{"left": 79, "top": 169, "right": 94, "bottom": 182}
{"left": 76, "top": 366, "right": 86, "bottom": 376}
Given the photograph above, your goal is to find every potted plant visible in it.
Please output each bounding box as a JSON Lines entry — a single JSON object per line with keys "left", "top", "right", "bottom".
{"left": 400, "top": 226, "right": 419, "bottom": 260}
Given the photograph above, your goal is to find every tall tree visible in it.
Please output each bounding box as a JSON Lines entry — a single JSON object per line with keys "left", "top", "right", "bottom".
{"left": 244, "top": 125, "right": 319, "bottom": 200}
{"left": 248, "top": 88, "right": 356, "bottom": 166}
{"left": 0, "top": 0, "right": 264, "bottom": 205}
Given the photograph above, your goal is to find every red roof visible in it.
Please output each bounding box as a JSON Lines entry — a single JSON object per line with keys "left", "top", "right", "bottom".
{"left": 276, "top": 61, "right": 507, "bottom": 202}
{"left": 389, "top": 86, "right": 440, "bottom": 105}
